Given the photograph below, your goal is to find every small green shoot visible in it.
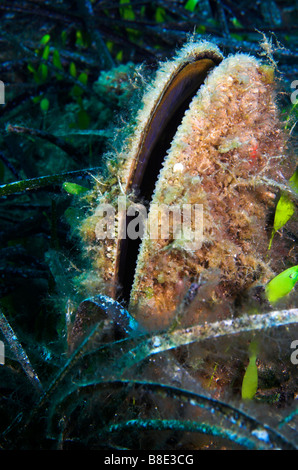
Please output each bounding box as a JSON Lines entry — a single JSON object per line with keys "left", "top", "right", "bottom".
{"left": 116, "top": 50, "right": 123, "bottom": 62}
{"left": 40, "top": 34, "right": 51, "bottom": 46}
{"left": 155, "top": 7, "right": 166, "bottom": 23}
{"left": 119, "top": 0, "right": 135, "bottom": 21}
{"left": 40, "top": 98, "right": 50, "bottom": 113}
{"left": 208, "top": 363, "right": 218, "bottom": 388}
{"left": 52, "top": 50, "right": 63, "bottom": 78}
{"left": 75, "top": 30, "right": 90, "bottom": 49}
{"left": 69, "top": 62, "right": 77, "bottom": 78}
{"left": 78, "top": 72, "right": 88, "bottom": 86}
{"left": 284, "top": 101, "right": 298, "bottom": 131}
{"left": 241, "top": 341, "right": 258, "bottom": 400}
{"left": 106, "top": 40, "right": 114, "bottom": 53}
{"left": 61, "top": 30, "right": 67, "bottom": 46}
{"left": 195, "top": 25, "right": 206, "bottom": 34}
{"left": 268, "top": 168, "right": 298, "bottom": 249}
{"left": 231, "top": 17, "right": 243, "bottom": 28}
{"left": 119, "top": 0, "right": 139, "bottom": 42}
{"left": 184, "top": 0, "right": 199, "bottom": 12}
{"left": 265, "top": 265, "right": 298, "bottom": 304}
{"left": 62, "top": 182, "right": 89, "bottom": 195}
{"left": 42, "top": 44, "right": 50, "bottom": 61}
{"left": 28, "top": 35, "right": 52, "bottom": 84}
{"left": 77, "top": 109, "right": 90, "bottom": 130}
{"left": 69, "top": 70, "right": 90, "bottom": 129}
{"left": 38, "top": 63, "right": 48, "bottom": 82}
{"left": 28, "top": 62, "right": 48, "bottom": 84}
{"left": 75, "top": 30, "right": 85, "bottom": 48}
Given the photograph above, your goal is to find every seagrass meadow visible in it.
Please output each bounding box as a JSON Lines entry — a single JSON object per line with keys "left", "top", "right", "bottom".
{"left": 0, "top": 0, "right": 297, "bottom": 450}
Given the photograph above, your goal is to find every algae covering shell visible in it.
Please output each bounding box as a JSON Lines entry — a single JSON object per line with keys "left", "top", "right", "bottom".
{"left": 79, "top": 40, "right": 293, "bottom": 331}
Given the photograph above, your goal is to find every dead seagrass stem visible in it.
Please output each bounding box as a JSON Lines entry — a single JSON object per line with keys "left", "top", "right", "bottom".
{"left": 113, "top": 308, "right": 298, "bottom": 373}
